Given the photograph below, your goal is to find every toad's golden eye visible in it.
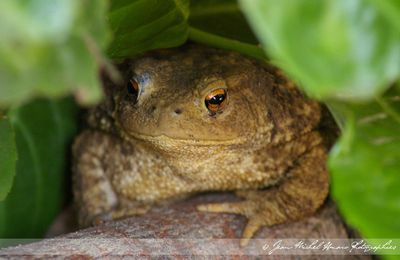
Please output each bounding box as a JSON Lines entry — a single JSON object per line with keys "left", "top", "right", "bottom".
{"left": 205, "top": 88, "right": 227, "bottom": 114}
{"left": 127, "top": 78, "right": 139, "bottom": 96}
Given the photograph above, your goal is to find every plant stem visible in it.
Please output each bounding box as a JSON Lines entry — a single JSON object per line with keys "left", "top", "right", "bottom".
{"left": 188, "top": 27, "right": 266, "bottom": 61}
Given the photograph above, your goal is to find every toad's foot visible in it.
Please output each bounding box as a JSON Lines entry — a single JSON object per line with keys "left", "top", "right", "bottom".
{"left": 197, "top": 144, "right": 329, "bottom": 246}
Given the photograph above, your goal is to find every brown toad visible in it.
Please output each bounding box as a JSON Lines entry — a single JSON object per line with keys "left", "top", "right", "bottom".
{"left": 73, "top": 44, "right": 330, "bottom": 246}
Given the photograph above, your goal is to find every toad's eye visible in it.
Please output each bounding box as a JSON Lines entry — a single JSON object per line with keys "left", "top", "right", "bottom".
{"left": 205, "top": 88, "right": 227, "bottom": 114}
{"left": 127, "top": 78, "right": 139, "bottom": 97}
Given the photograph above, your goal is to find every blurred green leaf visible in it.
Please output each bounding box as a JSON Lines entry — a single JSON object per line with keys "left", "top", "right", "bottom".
{"left": 329, "top": 88, "right": 400, "bottom": 243}
{"left": 369, "top": 0, "right": 400, "bottom": 32}
{"left": 0, "top": 0, "right": 110, "bottom": 107}
{"left": 0, "top": 98, "right": 78, "bottom": 238}
{"left": 107, "top": 0, "right": 189, "bottom": 58}
{"left": 239, "top": 0, "right": 400, "bottom": 101}
{"left": 0, "top": 116, "right": 17, "bottom": 201}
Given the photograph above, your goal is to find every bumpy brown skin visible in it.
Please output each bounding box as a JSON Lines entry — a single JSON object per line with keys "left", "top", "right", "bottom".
{"left": 73, "top": 44, "right": 330, "bottom": 246}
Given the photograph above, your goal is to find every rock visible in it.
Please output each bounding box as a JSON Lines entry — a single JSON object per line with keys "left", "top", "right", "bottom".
{"left": 0, "top": 193, "right": 372, "bottom": 259}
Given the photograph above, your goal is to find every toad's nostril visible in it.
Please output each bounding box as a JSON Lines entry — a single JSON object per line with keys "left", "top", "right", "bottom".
{"left": 174, "top": 108, "right": 183, "bottom": 115}
{"left": 150, "top": 106, "right": 157, "bottom": 113}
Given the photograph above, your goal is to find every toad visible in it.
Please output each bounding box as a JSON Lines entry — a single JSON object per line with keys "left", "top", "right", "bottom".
{"left": 73, "top": 44, "right": 330, "bottom": 246}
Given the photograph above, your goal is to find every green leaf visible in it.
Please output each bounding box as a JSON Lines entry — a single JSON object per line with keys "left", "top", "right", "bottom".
{"left": 328, "top": 88, "right": 400, "bottom": 249}
{"left": 239, "top": 0, "right": 400, "bottom": 101}
{"left": 369, "top": 0, "right": 400, "bottom": 32}
{"left": 107, "top": 0, "right": 190, "bottom": 58}
{"left": 187, "top": 0, "right": 265, "bottom": 61}
{"left": 0, "top": 0, "right": 110, "bottom": 107}
{"left": 189, "top": 0, "right": 258, "bottom": 44}
{"left": 0, "top": 116, "right": 17, "bottom": 201}
{"left": 0, "top": 98, "right": 78, "bottom": 238}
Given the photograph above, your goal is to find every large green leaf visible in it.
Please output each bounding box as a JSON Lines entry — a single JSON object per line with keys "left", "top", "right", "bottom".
{"left": 239, "top": 0, "right": 400, "bottom": 101}
{"left": 329, "top": 88, "right": 400, "bottom": 257}
{"left": 187, "top": 0, "right": 265, "bottom": 61}
{"left": 0, "top": 0, "right": 110, "bottom": 107}
{"left": 107, "top": 0, "right": 189, "bottom": 58}
{"left": 0, "top": 116, "right": 17, "bottom": 201}
{"left": 0, "top": 98, "right": 78, "bottom": 238}
{"left": 189, "top": 0, "right": 258, "bottom": 44}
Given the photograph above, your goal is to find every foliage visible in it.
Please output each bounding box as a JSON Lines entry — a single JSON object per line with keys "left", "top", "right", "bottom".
{"left": 240, "top": 0, "right": 400, "bottom": 100}
{"left": 328, "top": 88, "right": 400, "bottom": 238}
{"left": 0, "top": 1, "right": 399, "bottom": 259}
{"left": 0, "top": 117, "right": 17, "bottom": 201}
{"left": 0, "top": 0, "right": 110, "bottom": 107}
{"left": 0, "top": 98, "right": 78, "bottom": 238}
{"left": 108, "top": 0, "right": 189, "bottom": 58}
{"left": 0, "top": 0, "right": 107, "bottom": 238}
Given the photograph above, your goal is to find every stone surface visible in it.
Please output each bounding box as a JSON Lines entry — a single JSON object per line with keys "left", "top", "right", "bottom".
{"left": 0, "top": 193, "right": 372, "bottom": 259}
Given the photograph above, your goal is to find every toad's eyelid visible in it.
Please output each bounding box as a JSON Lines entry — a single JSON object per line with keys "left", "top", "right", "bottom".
{"left": 133, "top": 72, "right": 151, "bottom": 86}
{"left": 131, "top": 72, "right": 151, "bottom": 97}
{"left": 200, "top": 79, "right": 227, "bottom": 97}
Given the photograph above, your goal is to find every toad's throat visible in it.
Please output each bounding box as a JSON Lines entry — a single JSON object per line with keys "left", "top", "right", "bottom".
{"left": 124, "top": 129, "right": 248, "bottom": 146}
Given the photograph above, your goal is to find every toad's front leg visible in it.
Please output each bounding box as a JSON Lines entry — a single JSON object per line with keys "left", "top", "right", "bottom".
{"left": 73, "top": 130, "right": 151, "bottom": 227}
{"left": 197, "top": 143, "right": 329, "bottom": 246}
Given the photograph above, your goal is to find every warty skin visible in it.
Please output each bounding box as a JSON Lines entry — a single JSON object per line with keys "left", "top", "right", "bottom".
{"left": 73, "top": 44, "right": 330, "bottom": 246}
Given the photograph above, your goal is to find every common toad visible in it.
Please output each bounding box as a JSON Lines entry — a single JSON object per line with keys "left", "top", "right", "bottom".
{"left": 73, "top": 44, "right": 330, "bottom": 246}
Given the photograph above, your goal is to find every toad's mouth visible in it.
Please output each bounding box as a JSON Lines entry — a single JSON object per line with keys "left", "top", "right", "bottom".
{"left": 123, "top": 129, "right": 248, "bottom": 146}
